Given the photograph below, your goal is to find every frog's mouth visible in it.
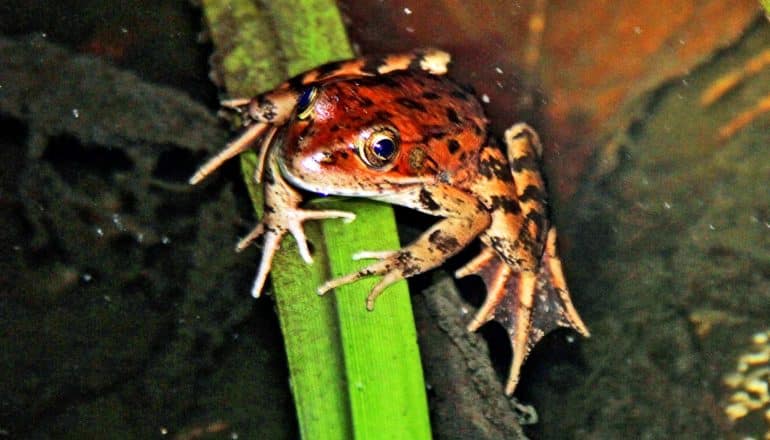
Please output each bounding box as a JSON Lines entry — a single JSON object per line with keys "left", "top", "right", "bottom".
{"left": 279, "top": 154, "right": 431, "bottom": 198}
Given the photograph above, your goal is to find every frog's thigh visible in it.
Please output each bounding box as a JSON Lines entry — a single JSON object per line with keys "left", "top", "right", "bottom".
{"left": 503, "top": 122, "right": 543, "bottom": 161}
{"left": 319, "top": 184, "right": 491, "bottom": 308}
{"left": 484, "top": 123, "right": 549, "bottom": 271}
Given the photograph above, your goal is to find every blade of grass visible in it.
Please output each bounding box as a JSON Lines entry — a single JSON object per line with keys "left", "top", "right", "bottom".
{"left": 200, "top": 1, "right": 431, "bottom": 438}
{"left": 320, "top": 199, "right": 430, "bottom": 439}
{"left": 201, "top": 3, "right": 349, "bottom": 438}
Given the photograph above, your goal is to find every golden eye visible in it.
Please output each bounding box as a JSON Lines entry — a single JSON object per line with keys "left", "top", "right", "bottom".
{"left": 359, "top": 127, "right": 399, "bottom": 169}
{"left": 296, "top": 86, "right": 317, "bottom": 120}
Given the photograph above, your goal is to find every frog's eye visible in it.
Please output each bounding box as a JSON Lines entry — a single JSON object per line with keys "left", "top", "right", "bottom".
{"left": 296, "top": 86, "right": 317, "bottom": 120}
{"left": 360, "top": 128, "right": 400, "bottom": 169}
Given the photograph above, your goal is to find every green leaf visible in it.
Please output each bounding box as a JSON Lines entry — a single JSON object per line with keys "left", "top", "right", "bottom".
{"left": 200, "top": 1, "right": 431, "bottom": 438}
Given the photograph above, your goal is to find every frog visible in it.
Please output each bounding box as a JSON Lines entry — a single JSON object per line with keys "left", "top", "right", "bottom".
{"left": 191, "top": 49, "right": 589, "bottom": 395}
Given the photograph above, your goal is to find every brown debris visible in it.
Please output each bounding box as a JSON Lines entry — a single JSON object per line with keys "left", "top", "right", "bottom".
{"left": 701, "top": 48, "right": 770, "bottom": 106}
{"left": 718, "top": 92, "right": 770, "bottom": 140}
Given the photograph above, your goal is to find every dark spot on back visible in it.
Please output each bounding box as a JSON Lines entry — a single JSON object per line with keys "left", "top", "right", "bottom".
{"left": 446, "top": 107, "right": 461, "bottom": 124}
{"left": 379, "top": 75, "right": 401, "bottom": 88}
{"left": 422, "top": 91, "right": 441, "bottom": 100}
{"left": 361, "top": 56, "right": 385, "bottom": 75}
{"left": 451, "top": 90, "right": 469, "bottom": 101}
{"left": 397, "top": 97, "right": 427, "bottom": 112}
{"left": 419, "top": 125, "right": 447, "bottom": 143}
{"left": 447, "top": 139, "right": 460, "bottom": 154}
{"left": 359, "top": 96, "right": 374, "bottom": 107}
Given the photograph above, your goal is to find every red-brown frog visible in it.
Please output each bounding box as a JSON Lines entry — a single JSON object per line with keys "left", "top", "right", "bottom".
{"left": 191, "top": 49, "right": 588, "bottom": 395}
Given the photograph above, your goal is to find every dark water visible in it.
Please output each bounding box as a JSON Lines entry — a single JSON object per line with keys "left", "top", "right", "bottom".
{"left": 1, "top": 2, "right": 768, "bottom": 439}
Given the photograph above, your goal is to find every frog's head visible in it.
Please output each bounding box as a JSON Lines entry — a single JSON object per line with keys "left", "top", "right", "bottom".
{"left": 279, "top": 72, "right": 488, "bottom": 197}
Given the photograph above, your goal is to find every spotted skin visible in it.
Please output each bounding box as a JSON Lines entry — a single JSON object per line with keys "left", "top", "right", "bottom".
{"left": 191, "top": 49, "right": 588, "bottom": 396}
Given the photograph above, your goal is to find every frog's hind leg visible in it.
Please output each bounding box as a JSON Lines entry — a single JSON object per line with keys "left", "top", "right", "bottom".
{"left": 455, "top": 244, "right": 536, "bottom": 396}
{"left": 454, "top": 123, "right": 588, "bottom": 395}
{"left": 190, "top": 83, "right": 306, "bottom": 185}
{"left": 251, "top": 125, "right": 279, "bottom": 184}
{"left": 455, "top": 246, "right": 508, "bottom": 332}
{"left": 189, "top": 121, "right": 269, "bottom": 184}
{"left": 456, "top": 230, "right": 589, "bottom": 395}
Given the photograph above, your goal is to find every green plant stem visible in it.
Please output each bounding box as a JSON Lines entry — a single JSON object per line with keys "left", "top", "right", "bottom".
{"left": 200, "top": 1, "right": 431, "bottom": 438}
{"left": 761, "top": 0, "right": 770, "bottom": 16}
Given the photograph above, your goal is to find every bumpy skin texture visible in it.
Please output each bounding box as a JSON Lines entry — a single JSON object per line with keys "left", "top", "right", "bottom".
{"left": 191, "top": 49, "right": 589, "bottom": 395}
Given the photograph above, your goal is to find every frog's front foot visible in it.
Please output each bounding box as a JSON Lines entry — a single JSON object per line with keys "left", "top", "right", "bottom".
{"left": 239, "top": 207, "right": 355, "bottom": 298}
{"left": 317, "top": 250, "right": 410, "bottom": 311}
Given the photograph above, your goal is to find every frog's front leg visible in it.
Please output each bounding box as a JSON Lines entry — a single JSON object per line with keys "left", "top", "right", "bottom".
{"left": 242, "top": 149, "right": 355, "bottom": 297}
{"left": 317, "top": 184, "right": 490, "bottom": 310}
